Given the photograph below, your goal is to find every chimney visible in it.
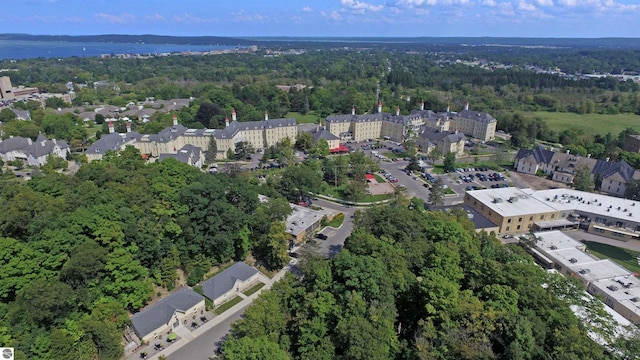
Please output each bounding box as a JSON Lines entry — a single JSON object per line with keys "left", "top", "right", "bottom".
{"left": 126, "top": 121, "right": 131, "bottom": 133}
{"left": 464, "top": 101, "right": 469, "bottom": 111}
{"left": 232, "top": 108, "right": 237, "bottom": 121}
{"left": 225, "top": 115, "right": 230, "bottom": 127}
{"left": 566, "top": 150, "right": 570, "bottom": 154}
{"left": 352, "top": 106, "right": 356, "bottom": 116}
{"left": 446, "top": 104, "right": 450, "bottom": 113}
{"left": 396, "top": 106, "right": 400, "bottom": 116}
{"left": 587, "top": 154, "right": 591, "bottom": 158}
{"left": 420, "top": 101, "right": 424, "bottom": 111}
{"left": 172, "top": 114, "right": 178, "bottom": 126}
{"left": 108, "top": 121, "right": 114, "bottom": 134}
{"left": 606, "top": 157, "right": 610, "bottom": 162}
{"left": 264, "top": 111, "right": 269, "bottom": 121}
{"left": 377, "top": 100, "right": 382, "bottom": 114}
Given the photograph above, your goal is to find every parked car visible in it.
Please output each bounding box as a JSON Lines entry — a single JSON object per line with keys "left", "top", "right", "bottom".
{"left": 316, "top": 233, "right": 328, "bottom": 240}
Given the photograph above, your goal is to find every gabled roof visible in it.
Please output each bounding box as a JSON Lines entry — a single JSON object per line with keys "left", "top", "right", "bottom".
{"left": 86, "top": 132, "right": 140, "bottom": 155}
{"left": 452, "top": 109, "right": 497, "bottom": 123}
{"left": 594, "top": 160, "right": 640, "bottom": 183}
{"left": 515, "top": 145, "right": 555, "bottom": 164}
{"left": 419, "top": 127, "right": 466, "bottom": 143}
{"left": 130, "top": 287, "right": 204, "bottom": 339}
{"left": 159, "top": 144, "right": 202, "bottom": 165}
{"left": 311, "top": 128, "right": 339, "bottom": 142}
{"left": 11, "top": 109, "right": 31, "bottom": 120}
{"left": 0, "top": 136, "right": 31, "bottom": 153}
{"left": 201, "top": 262, "right": 259, "bottom": 301}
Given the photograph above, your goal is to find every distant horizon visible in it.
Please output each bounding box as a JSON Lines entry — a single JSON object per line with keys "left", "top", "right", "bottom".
{"left": 1, "top": 1, "right": 638, "bottom": 38}
{"left": 3, "top": 33, "right": 640, "bottom": 40}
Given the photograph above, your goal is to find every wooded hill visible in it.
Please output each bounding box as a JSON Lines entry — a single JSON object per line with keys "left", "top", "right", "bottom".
{"left": 222, "top": 202, "right": 633, "bottom": 360}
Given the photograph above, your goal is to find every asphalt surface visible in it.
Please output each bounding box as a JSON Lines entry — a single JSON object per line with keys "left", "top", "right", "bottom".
{"left": 166, "top": 303, "right": 250, "bottom": 360}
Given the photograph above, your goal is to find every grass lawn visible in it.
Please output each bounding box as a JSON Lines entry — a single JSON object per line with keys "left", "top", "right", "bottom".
{"left": 443, "top": 187, "right": 456, "bottom": 195}
{"left": 322, "top": 182, "right": 392, "bottom": 203}
{"left": 373, "top": 174, "right": 386, "bottom": 183}
{"left": 285, "top": 111, "right": 321, "bottom": 124}
{"left": 326, "top": 213, "right": 345, "bottom": 228}
{"left": 582, "top": 241, "right": 640, "bottom": 275}
{"left": 529, "top": 111, "right": 640, "bottom": 137}
{"left": 242, "top": 282, "right": 265, "bottom": 296}
{"left": 214, "top": 296, "right": 243, "bottom": 315}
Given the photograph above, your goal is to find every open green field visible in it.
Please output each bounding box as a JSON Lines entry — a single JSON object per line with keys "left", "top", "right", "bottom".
{"left": 530, "top": 112, "right": 640, "bottom": 137}
{"left": 285, "top": 111, "right": 321, "bottom": 124}
{"left": 582, "top": 241, "right": 640, "bottom": 275}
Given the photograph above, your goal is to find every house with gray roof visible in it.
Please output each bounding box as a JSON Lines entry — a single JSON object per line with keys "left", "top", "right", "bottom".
{"left": 201, "top": 263, "right": 264, "bottom": 307}
{"left": 86, "top": 132, "right": 140, "bottom": 162}
{"left": 417, "top": 127, "right": 466, "bottom": 157}
{"left": 0, "top": 133, "right": 69, "bottom": 166}
{"left": 514, "top": 145, "right": 640, "bottom": 197}
{"left": 130, "top": 287, "right": 205, "bottom": 343}
{"left": 158, "top": 144, "right": 204, "bottom": 168}
{"left": 11, "top": 109, "right": 31, "bottom": 120}
{"left": 310, "top": 127, "right": 340, "bottom": 150}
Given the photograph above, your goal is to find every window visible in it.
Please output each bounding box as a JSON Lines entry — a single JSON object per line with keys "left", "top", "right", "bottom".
{"left": 529, "top": 216, "right": 534, "bottom": 221}
{"left": 518, "top": 217, "right": 523, "bottom": 222}
{"left": 613, "top": 232, "right": 625, "bottom": 238}
{"left": 505, "top": 226, "right": 510, "bottom": 231}
{"left": 507, "top": 219, "right": 512, "bottom": 223}
{"left": 540, "top": 215, "right": 545, "bottom": 220}
{"left": 593, "top": 228, "right": 605, "bottom": 233}
{"left": 551, "top": 214, "right": 555, "bottom": 219}
{"left": 517, "top": 225, "right": 521, "bottom": 230}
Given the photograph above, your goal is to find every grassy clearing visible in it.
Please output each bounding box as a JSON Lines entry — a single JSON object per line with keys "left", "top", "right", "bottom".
{"left": 242, "top": 282, "right": 265, "bottom": 296}
{"left": 529, "top": 112, "right": 640, "bottom": 137}
{"left": 285, "top": 111, "right": 321, "bottom": 124}
{"left": 214, "top": 296, "right": 243, "bottom": 315}
{"left": 326, "top": 213, "right": 345, "bottom": 228}
{"left": 583, "top": 241, "right": 640, "bottom": 274}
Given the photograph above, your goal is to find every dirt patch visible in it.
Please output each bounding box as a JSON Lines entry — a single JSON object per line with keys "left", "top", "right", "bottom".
{"left": 510, "top": 172, "right": 568, "bottom": 190}
{"left": 369, "top": 182, "right": 395, "bottom": 195}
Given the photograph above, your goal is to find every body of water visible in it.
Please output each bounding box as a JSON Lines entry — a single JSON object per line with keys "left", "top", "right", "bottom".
{"left": 0, "top": 40, "right": 240, "bottom": 60}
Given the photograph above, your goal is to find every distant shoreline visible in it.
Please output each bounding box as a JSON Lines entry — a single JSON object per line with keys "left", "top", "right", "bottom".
{"left": 2, "top": 34, "right": 640, "bottom": 49}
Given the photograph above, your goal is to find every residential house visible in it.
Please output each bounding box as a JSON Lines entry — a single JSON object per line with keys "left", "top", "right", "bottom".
{"left": 416, "top": 127, "right": 466, "bottom": 157}
{"left": 158, "top": 144, "right": 204, "bottom": 168}
{"left": 0, "top": 133, "right": 70, "bottom": 166}
{"left": 514, "top": 145, "right": 640, "bottom": 197}
{"left": 130, "top": 287, "right": 205, "bottom": 343}
{"left": 201, "top": 263, "right": 264, "bottom": 307}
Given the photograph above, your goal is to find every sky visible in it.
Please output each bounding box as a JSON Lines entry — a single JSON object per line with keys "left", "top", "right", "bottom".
{"left": 0, "top": 0, "right": 639, "bottom": 38}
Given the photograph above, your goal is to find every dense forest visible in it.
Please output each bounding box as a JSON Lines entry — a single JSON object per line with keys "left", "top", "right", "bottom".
{"left": 222, "top": 201, "right": 635, "bottom": 359}
{"left": 0, "top": 148, "right": 300, "bottom": 359}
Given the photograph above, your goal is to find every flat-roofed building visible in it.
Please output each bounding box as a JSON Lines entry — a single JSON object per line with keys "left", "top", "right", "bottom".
{"left": 531, "top": 231, "right": 640, "bottom": 324}
{"left": 0, "top": 76, "right": 14, "bottom": 100}
{"left": 465, "top": 187, "right": 640, "bottom": 240}
{"left": 464, "top": 187, "right": 561, "bottom": 234}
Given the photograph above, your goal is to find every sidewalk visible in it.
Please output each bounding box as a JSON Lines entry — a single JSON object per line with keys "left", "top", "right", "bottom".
{"left": 145, "top": 269, "right": 286, "bottom": 360}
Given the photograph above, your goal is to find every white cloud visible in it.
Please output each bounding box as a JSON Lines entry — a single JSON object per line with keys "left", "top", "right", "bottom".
{"left": 145, "top": 13, "right": 165, "bottom": 22}
{"left": 329, "top": 10, "right": 343, "bottom": 20}
{"left": 534, "top": 0, "right": 554, "bottom": 6}
{"left": 481, "top": 0, "right": 497, "bottom": 6}
{"left": 340, "top": 0, "right": 384, "bottom": 13}
{"left": 302, "top": 6, "right": 313, "bottom": 12}
{"left": 393, "top": 0, "right": 470, "bottom": 6}
{"left": 171, "top": 13, "right": 219, "bottom": 24}
{"left": 94, "top": 13, "right": 136, "bottom": 24}
{"left": 517, "top": 0, "right": 538, "bottom": 11}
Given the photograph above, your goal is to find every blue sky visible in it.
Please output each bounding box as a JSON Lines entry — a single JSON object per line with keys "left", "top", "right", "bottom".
{"left": 0, "top": 0, "right": 638, "bottom": 38}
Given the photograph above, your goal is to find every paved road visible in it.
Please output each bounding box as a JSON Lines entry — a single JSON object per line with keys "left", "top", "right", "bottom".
{"left": 167, "top": 303, "right": 250, "bottom": 360}
{"left": 308, "top": 198, "right": 357, "bottom": 258}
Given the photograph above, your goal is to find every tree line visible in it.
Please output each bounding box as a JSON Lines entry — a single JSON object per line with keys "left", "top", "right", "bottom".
{"left": 221, "top": 200, "right": 638, "bottom": 359}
